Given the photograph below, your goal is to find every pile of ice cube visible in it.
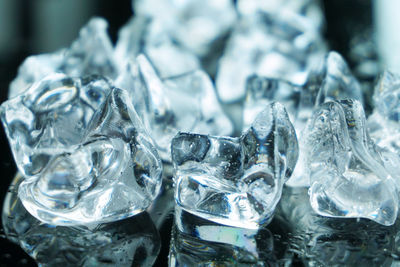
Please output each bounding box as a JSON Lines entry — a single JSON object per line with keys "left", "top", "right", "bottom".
{"left": 1, "top": 0, "right": 398, "bottom": 230}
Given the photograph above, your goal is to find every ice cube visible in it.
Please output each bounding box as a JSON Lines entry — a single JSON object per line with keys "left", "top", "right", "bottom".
{"left": 305, "top": 99, "right": 399, "bottom": 226}
{"left": 171, "top": 102, "right": 298, "bottom": 228}
{"left": 1, "top": 74, "right": 162, "bottom": 225}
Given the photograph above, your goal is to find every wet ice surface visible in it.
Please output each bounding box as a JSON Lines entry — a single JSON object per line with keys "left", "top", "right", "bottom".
{"left": 169, "top": 206, "right": 278, "bottom": 266}
{"left": 278, "top": 187, "right": 400, "bottom": 267}
{"left": 5, "top": 180, "right": 400, "bottom": 266}
{"left": 305, "top": 100, "right": 399, "bottom": 226}
{"left": 1, "top": 74, "right": 162, "bottom": 225}
{"left": 2, "top": 174, "right": 161, "bottom": 266}
{"left": 171, "top": 102, "right": 298, "bottom": 228}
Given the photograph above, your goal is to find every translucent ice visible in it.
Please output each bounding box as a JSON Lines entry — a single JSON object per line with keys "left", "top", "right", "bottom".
{"left": 115, "top": 16, "right": 200, "bottom": 78}
{"left": 118, "top": 54, "right": 233, "bottom": 163}
{"left": 2, "top": 174, "right": 161, "bottom": 266}
{"left": 368, "top": 71, "right": 400, "bottom": 155}
{"left": 288, "top": 51, "right": 363, "bottom": 187}
{"left": 171, "top": 102, "right": 298, "bottom": 228}
{"left": 9, "top": 17, "right": 118, "bottom": 98}
{"left": 0, "top": 74, "right": 162, "bottom": 225}
{"left": 216, "top": 3, "right": 325, "bottom": 102}
{"left": 305, "top": 99, "right": 399, "bottom": 226}
{"left": 133, "top": 0, "right": 236, "bottom": 57}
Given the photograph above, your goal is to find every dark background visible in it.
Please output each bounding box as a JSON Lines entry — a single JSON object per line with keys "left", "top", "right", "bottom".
{"left": 0, "top": 0, "right": 373, "bottom": 266}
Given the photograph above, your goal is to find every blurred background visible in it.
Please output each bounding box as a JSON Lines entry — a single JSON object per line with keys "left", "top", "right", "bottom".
{"left": 0, "top": 0, "right": 386, "bottom": 265}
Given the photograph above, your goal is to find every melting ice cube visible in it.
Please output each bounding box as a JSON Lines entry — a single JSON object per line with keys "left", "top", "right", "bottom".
{"left": 171, "top": 102, "right": 298, "bottom": 228}
{"left": 1, "top": 74, "right": 162, "bottom": 225}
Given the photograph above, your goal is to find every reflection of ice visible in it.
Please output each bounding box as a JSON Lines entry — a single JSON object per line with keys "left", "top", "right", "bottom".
{"left": 2, "top": 174, "right": 161, "bottom": 267}
{"left": 278, "top": 187, "right": 398, "bottom": 266}
{"left": 169, "top": 206, "right": 277, "bottom": 266}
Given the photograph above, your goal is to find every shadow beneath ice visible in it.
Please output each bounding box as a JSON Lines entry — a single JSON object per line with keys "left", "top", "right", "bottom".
{"left": 2, "top": 174, "right": 161, "bottom": 266}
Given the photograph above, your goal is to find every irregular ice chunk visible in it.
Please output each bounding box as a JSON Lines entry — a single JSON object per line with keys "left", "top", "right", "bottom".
{"left": 133, "top": 0, "right": 236, "bottom": 57}
{"left": 306, "top": 99, "right": 399, "bottom": 226}
{"left": 368, "top": 71, "right": 400, "bottom": 155}
{"left": 9, "top": 17, "right": 117, "bottom": 98}
{"left": 60, "top": 17, "right": 118, "bottom": 79}
{"left": 216, "top": 7, "right": 325, "bottom": 102}
{"left": 171, "top": 102, "right": 298, "bottom": 228}
{"left": 2, "top": 174, "right": 160, "bottom": 266}
{"left": 117, "top": 55, "right": 233, "bottom": 163}
{"left": 288, "top": 51, "right": 363, "bottom": 187}
{"left": 1, "top": 74, "right": 162, "bottom": 225}
{"left": 115, "top": 16, "right": 200, "bottom": 78}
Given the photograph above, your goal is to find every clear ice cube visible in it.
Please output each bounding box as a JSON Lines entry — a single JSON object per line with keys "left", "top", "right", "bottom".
{"left": 116, "top": 54, "right": 233, "bottom": 163}
{"left": 171, "top": 102, "right": 299, "bottom": 228}
{"left": 9, "top": 17, "right": 118, "bottom": 98}
{"left": 133, "top": 0, "right": 236, "bottom": 57}
{"left": 115, "top": 16, "right": 200, "bottom": 78}
{"left": 305, "top": 99, "right": 399, "bottom": 226}
{"left": 216, "top": 5, "right": 325, "bottom": 102}
{"left": 287, "top": 51, "right": 364, "bottom": 187}
{"left": 2, "top": 174, "right": 161, "bottom": 266}
{"left": 1, "top": 74, "right": 162, "bottom": 225}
